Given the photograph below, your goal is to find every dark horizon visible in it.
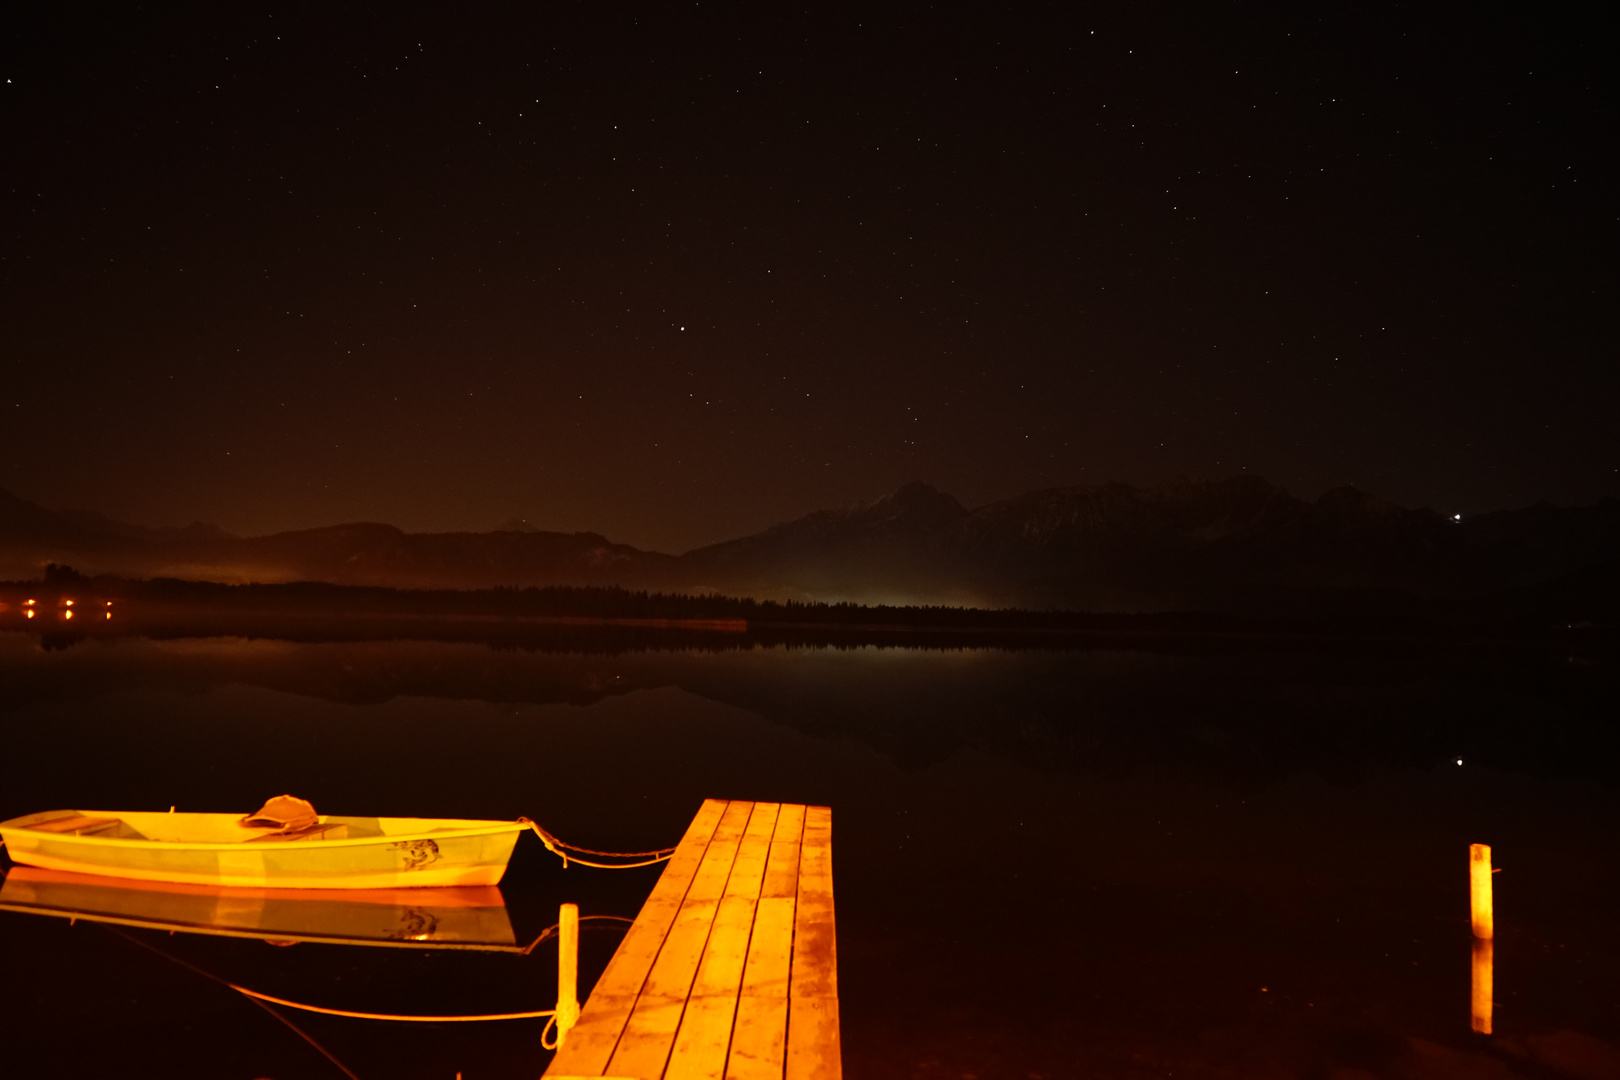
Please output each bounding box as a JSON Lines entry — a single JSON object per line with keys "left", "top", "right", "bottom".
{"left": 6, "top": 472, "right": 1618, "bottom": 619}
{"left": 11, "top": 469, "right": 1620, "bottom": 552}
{"left": 3, "top": 5, "right": 1614, "bottom": 551}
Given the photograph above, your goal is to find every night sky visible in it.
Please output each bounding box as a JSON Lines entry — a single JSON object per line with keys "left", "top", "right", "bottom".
{"left": 3, "top": 4, "right": 1613, "bottom": 552}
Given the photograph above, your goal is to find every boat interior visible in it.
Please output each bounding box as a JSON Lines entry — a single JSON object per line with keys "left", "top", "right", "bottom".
{"left": 5, "top": 811, "right": 512, "bottom": 844}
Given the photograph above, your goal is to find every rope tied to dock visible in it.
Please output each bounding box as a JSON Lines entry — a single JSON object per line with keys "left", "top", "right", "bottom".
{"left": 228, "top": 984, "right": 557, "bottom": 1022}
{"left": 518, "top": 912, "right": 633, "bottom": 955}
{"left": 518, "top": 817, "right": 676, "bottom": 869}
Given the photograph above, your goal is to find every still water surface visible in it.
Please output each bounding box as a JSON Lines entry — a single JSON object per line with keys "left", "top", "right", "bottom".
{"left": 1, "top": 627, "right": 1616, "bottom": 1078}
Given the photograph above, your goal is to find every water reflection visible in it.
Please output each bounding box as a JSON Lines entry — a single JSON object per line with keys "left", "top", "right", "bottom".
{"left": 0, "top": 866, "right": 521, "bottom": 951}
{"left": 0, "top": 625, "right": 1615, "bottom": 1077}
{"left": 0, "top": 625, "right": 1613, "bottom": 787}
{"left": 1473, "top": 937, "right": 1495, "bottom": 1035}
{"left": 0, "top": 858, "right": 632, "bottom": 1077}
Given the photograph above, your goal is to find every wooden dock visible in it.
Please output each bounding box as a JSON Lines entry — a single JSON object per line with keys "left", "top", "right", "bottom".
{"left": 544, "top": 799, "right": 841, "bottom": 1080}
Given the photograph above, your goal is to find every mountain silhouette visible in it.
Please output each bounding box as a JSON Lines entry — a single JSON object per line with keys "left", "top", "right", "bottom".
{"left": 2, "top": 480, "right": 1617, "bottom": 614}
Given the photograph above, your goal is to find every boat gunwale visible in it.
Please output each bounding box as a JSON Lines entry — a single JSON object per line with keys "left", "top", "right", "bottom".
{"left": 0, "top": 812, "right": 527, "bottom": 852}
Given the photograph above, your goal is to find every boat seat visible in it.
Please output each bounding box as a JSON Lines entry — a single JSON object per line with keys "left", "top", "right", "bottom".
{"left": 29, "top": 815, "right": 130, "bottom": 837}
{"left": 247, "top": 822, "right": 351, "bottom": 843}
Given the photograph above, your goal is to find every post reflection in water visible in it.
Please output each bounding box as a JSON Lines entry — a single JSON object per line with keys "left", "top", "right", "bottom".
{"left": 1472, "top": 936, "right": 1494, "bottom": 1034}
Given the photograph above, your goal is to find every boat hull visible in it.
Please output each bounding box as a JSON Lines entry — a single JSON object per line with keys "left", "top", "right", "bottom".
{"left": 0, "top": 811, "right": 525, "bottom": 890}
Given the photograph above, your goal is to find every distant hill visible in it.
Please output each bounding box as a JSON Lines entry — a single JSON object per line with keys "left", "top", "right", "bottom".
{"left": 0, "top": 490, "right": 673, "bottom": 590}
{"left": 2, "top": 479, "right": 1617, "bottom": 616}
{"left": 681, "top": 477, "right": 1620, "bottom": 614}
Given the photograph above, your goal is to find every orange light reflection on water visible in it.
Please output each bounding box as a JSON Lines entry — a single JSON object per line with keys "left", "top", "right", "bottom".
{"left": 1471, "top": 937, "right": 1494, "bottom": 1034}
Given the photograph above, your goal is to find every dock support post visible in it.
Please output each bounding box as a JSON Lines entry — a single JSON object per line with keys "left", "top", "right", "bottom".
{"left": 557, "top": 902, "right": 580, "bottom": 1046}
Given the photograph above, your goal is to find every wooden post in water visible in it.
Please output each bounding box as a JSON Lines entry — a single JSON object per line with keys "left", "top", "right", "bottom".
{"left": 1469, "top": 844, "right": 1494, "bottom": 1035}
{"left": 1470, "top": 844, "right": 1494, "bottom": 940}
{"left": 557, "top": 902, "right": 580, "bottom": 1045}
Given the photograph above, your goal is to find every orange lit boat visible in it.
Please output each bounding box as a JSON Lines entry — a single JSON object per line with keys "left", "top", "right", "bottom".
{"left": 0, "top": 809, "right": 526, "bottom": 889}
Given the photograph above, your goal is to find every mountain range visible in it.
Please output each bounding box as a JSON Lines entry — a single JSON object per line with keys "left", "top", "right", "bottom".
{"left": 3, "top": 478, "right": 1618, "bottom": 616}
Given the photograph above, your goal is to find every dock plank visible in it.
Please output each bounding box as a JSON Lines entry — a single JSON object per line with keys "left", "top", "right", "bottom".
{"left": 726, "top": 995, "right": 789, "bottom": 1080}
{"left": 760, "top": 804, "right": 806, "bottom": 899}
{"left": 723, "top": 803, "right": 780, "bottom": 900}
{"left": 789, "top": 806, "right": 837, "bottom": 1000}
{"left": 605, "top": 801, "right": 754, "bottom": 1078}
{"left": 665, "top": 803, "right": 781, "bottom": 1080}
{"left": 545, "top": 799, "right": 838, "bottom": 1080}
{"left": 784, "top": 805, "right": 839, "bottom": 1080}
{"left": 784, "top": 997, "right": 842, "bottom": 1080}
{"left": 725, "top": 803, "right": 807, "bottom": 1079}
{"left": 725, "top": 896, "right": 796, "bottom": 1078}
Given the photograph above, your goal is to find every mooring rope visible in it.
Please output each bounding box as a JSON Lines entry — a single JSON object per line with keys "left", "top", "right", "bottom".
{"left": 227, "top": 984, "right": 557, "bottom": 1022}
{"left": 518, "top": 816, "right": 676, "bottom": 869}
{"left": 240, "top": 994, "right": 365, "bottom": 1080}
{"left": 519, "top": 912, "right": 634, "bottom": 955}
{"left": 109, "top": 925, "right": 558, "bottom": 1022}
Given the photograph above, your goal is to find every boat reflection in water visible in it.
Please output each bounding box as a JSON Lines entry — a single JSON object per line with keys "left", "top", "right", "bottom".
{"left": 0, "top": 865, "right": 522, "bottom": 951}
{"left": 0, "top": 860, "right": 612, "bottom": 1067}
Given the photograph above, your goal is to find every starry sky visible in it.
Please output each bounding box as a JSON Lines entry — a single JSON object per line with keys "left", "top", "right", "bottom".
{"left": 2, "top": 4, "right": 1613, "bottom": 552}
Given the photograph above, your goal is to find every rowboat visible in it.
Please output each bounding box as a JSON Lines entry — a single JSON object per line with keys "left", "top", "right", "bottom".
{"left": 0, "top": 807, "right": 527, "bottom": 890}
{"left": 0, "top": 865, "right": 520, "bottom": 950}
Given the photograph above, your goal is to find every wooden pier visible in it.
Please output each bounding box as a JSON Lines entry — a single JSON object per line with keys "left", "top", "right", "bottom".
{"left": 544, "top": 799, "right": 841, "bottom": 1080}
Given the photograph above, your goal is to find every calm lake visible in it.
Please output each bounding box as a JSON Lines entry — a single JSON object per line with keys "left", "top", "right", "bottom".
{"left": 1, "top": 624, "right": 1616, "bottom": 1079}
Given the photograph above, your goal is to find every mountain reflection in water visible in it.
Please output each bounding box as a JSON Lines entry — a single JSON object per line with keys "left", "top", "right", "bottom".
{"left": 0, "top": 625, "right": 1616, "bottom": 1078}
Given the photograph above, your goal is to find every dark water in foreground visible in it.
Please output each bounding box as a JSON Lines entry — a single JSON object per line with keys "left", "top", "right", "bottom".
{"left": 1, "top": 625, "right": 1617, "bottom": 1079}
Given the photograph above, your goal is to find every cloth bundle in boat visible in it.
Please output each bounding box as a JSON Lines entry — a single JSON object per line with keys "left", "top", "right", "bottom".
{"left": 241, "top": 795, "right": 320, "bottom": 835}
